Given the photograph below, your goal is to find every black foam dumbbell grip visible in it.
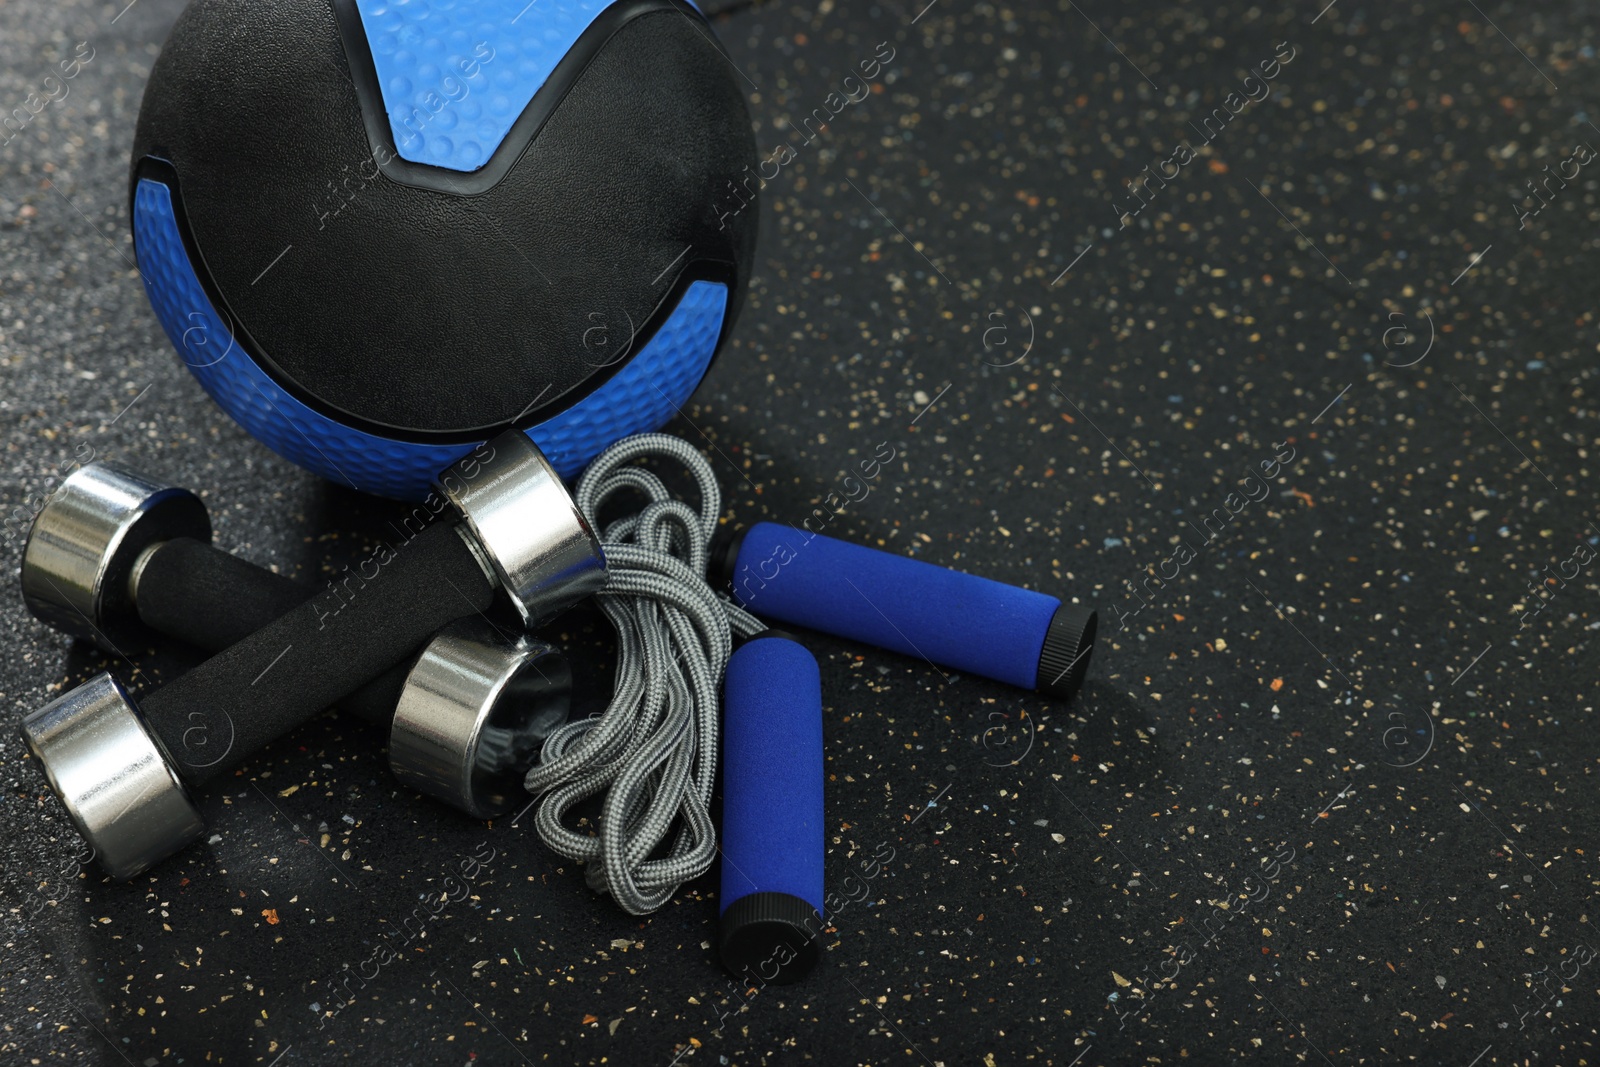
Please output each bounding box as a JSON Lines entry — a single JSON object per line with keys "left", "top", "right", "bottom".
{"left": 133, "top": 535, "right": 411, "bottom": 729}
{"left": 136, "top": 536, "right": 309, "bottom": 650}
{"left": 135, "top": 520, "right": 496, "bottom": 785}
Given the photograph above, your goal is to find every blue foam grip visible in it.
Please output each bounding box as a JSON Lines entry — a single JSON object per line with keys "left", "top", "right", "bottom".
{"left": 728, "top": 523, "right": 1060, "bottom": 690}
{"left": 354, "top": 0, "right": 627, "bottom": 172}
{"left": 720, "top": 636, "right": 824, "bottom": 916}
{"left": 132, "top": 177, "right": 726, "bottom": 500}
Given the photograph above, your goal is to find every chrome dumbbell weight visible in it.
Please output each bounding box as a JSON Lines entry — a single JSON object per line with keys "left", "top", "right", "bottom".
{"left": 21, "top": 459, "right": 570, "bottom": 818}
{"left": 19, "top": 432, "right": 606, "bottom": 878}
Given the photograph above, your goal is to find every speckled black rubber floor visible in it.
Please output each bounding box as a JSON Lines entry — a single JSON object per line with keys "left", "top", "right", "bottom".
{"left": 3, "top": 1, "right": 1598, "bottom": 1065}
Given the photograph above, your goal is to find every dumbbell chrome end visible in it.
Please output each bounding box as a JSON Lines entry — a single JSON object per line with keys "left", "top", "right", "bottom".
{"left": 21, "top": 463, "right": 211, "bottom": 650}
{"left": 19, "top": 672, "right": 205, "bottom": 880}
{"left": 439, "top": 433, "right": 605, "bottom": 625}
{"left": 389, "top": 620, "right": 570, "bottom": 820}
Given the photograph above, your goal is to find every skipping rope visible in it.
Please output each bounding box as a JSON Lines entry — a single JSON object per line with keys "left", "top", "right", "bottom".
{"left": 522, "top": 433, "right": 763, "bottom": 915}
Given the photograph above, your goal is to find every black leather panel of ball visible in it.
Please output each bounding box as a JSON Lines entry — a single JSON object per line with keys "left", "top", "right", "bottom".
{"left": 130, "top": 0, "right": 757, "bottom": 438}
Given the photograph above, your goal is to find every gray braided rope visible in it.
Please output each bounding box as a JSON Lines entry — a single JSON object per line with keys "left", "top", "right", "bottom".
{"left": 523, "top": 433, "right": 762, "bottom": 915}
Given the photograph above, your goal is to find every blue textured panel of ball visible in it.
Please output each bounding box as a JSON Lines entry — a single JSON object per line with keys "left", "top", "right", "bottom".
{"left": 720, "top": 635, "right": 824, "bottom": 915}
{"left": 133, "top": 177, "right": 727, "bottom": 499}
{"left": 355, "top": 0, "right": 621, "bottom": 172}
{"left": 728, "top": 523, "right": 1061, "bottom": 690}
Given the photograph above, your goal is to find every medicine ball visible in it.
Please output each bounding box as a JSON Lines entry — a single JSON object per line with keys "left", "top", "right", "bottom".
{"left": 130, "top": 0, "right": 758, "bottom": 500}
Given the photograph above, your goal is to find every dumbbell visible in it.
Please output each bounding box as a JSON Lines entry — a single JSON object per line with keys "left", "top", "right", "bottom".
{"left": 19, "top": 432, "right": 606, "bottom": 878}
{"left": 20, "top": 459, "right": 571, "bottom": 821}
{"left": 712, "top": 523, "right": 1098, "bottom": 699}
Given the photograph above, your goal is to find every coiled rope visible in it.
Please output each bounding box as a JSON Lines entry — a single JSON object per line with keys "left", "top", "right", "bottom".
{"left": 523, "top": 433, "right": 762, "bottom": 914}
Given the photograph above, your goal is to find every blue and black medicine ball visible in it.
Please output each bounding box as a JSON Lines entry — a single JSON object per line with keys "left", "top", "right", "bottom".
{"left": 130, "top": 0, "right": 758, "bottom": 499}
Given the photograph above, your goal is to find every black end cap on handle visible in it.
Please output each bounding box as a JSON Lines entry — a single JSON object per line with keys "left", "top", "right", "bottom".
{"left": 1035, "top": 603, "right": 1097, "bottom": 700}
